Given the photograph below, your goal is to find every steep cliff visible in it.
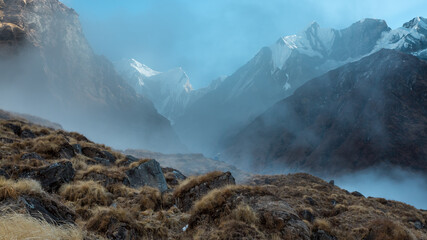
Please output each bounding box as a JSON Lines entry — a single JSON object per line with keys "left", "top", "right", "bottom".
{"left": 0, "top": 0, "right": 185, "bottom": 153}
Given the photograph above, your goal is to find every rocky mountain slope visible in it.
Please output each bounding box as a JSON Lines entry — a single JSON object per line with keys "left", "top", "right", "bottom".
{"left": 116, "top": 59, "right": 223, "bottom": 123}
{"left": 0, "top": 111, "right": 425, "bottom": 239}
{"left": 0, "top": 0, "right": 184, "bottom": 153}
{"left": 224, "top": 49, "right": 427, "bottom": 176}
{"left": 174, "top": 17, "right": 427, "bottom": 155}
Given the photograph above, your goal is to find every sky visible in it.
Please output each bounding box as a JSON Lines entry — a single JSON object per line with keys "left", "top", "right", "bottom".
{"left": 62, "top": 0, "right": 427, "bottom": 89}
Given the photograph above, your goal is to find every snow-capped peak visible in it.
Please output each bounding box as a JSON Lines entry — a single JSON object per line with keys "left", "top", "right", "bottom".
{"left": 403, "top": 17, "right": 427, "bottom": 30}
{"left": 269, "top": 22, "right": 335, "bottom": 70}
{"left": 130, "top": 59, "right": 160, "bottom": 78}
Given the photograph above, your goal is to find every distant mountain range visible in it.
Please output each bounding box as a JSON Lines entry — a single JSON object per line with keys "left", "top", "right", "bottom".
{"left": 115, "top": 59, "right": 223, "bottom": 123}
{"left": 223, "top": 49, "right": 427, "bottom": 176}
{"left": 170, "top": 17, "right": 427, "bottom": 155}
{"left": 0, "top": 0, "right": 185, "bottom": 153}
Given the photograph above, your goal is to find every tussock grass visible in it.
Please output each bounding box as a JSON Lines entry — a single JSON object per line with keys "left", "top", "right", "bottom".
{"left": 364, "top": 219, "right": 415, "bottom": 240}
{"left": 0, "top": 212, "right": 83, "bottom": 240}
{"left": 60, "top": 181, "right": 112, "bottom": 207}
{"left": 0, "top": 177, "right": 44, "bottom": 200}
{"left": 174, "top": 171, "right": 226, "bottom": 198}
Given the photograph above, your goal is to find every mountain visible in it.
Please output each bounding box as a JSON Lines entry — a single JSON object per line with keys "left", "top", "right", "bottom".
{"left": 116, "top": 59, "right": 224, "bottom": 122}
{"left": 174, "top": 17, "right": 427, "bottom": 155}
{"left": 0, "top": 0, "right": 185, "bottom": 153}
{"left": 223, "top": 49, "right": 427, "bottom": 176}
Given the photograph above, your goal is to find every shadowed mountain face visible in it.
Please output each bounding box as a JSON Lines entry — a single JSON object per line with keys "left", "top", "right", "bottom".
{"left": 0, "top": 0, "right": 185, "bottom": 153}
{"left": 224, "top": 49, "right": 427, "bottom": 176}
{"left": 174, "top": 17, "right": 427, "bottom": 156}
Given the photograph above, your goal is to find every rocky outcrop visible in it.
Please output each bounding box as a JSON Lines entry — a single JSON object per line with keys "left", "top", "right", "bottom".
{"left": 175, "top": 171, "right": 236, "bottom": 212}
{"left": 19, "top": 161, "right": 75, "bottom": 192}
{"left": 125, "top": 159, "right": 168, "bottom": 192}
{"left": 0, "top": 0, "right": 185, "bottom": 153}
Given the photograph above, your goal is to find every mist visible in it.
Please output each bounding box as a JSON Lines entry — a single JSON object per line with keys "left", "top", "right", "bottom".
{"left": 335, "top": 167, "right": 427, "bottom": 209}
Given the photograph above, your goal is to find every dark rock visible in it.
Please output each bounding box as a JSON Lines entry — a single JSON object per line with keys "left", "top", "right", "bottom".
{"left": 163, "top": 167, "right": 187, "bottom": 186}
{"left": 59, "top": 144, "right": 75, "bottom": 159}
{"left": 125, "top": 159, "right": 168, "bottom": 192}
{"left": 20, "top": 129, "right": 36, "bottom": 139}
{"left": 312, "top": 230, "right": 337, "bottom": 240}
{"left": 305, "top": 197, "right": 316, "bottom": 206}
{"left": 331, "top": 199, "right": 337, "bottom": 206}
{"left": 102, "top": 151, "right": 116, "bottom": 163}
{"left": 19, "top": 195, "right": 75, "bottom": 225}
{"left": 0, "top": 137, "right": 13, "bottom": 143}
{"left": 19, "top": 161, "right": 75, "bottom": 192}
{"left": 4, "top": 123, "right": 22, "bottom": 135}
{"left": 413, "top": 220, "right": 424, "bottom": 230}
{"left": 82, "top": 147, "right": 115, "bottom": 164}
{"left": 0, "top": 169, "right": 9, "bottom": 178}
{"left": 117, "top": 155, "right": 139, "bottom": 167}
{"left": 176, "top": 172, "right": 235, "bottom": 212}
{"left": 300, "top": 209, "right": 315, "bottom": 222}
{"left": 351, "top": 191, "right": 365, "bottom": 197}
{"left": 93, "top": 157, "right": 112, "bottom": 166}
{"left": 329, "top": 180, "right": 334, "bottom": 186}
{"left": 21, "top": 152, "right": 44, "bottom": 161}
{"left": 72, "top": 144, "right": 82, "bottom": 154}
{"left": 81, "top": 171, "right": 130, "bottom": 187}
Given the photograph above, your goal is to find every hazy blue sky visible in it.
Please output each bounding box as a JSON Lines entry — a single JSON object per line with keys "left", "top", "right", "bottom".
{"left": 63, "top": 0, "right": 427, "bottom": 88}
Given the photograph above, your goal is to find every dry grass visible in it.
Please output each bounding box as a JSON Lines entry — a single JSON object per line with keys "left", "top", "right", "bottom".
{"left": 128, "top": 158, "right": 151, "bottom": 169}
{"left": 174, "top": 171, "right": 226, "bottom": 198}
{"left": 0, "top": 212, "right": 83, "bottom": 240}
{"left": 136, "top": 186, "right": 162, "bottom": 211}
{"left": 59, "top": 181, "right": 112, "bottom": 207}
{"left": 364, "top": 219, "right": 415, "bottom": 240}
{"left": 0, "top": 177, "right": 44, "bottom": 200}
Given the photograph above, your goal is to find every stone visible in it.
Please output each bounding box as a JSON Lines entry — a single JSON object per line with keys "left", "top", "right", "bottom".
{"left": 4, "top": 123, "right": 22, "bottom": 135}
{"left": 19, "top": 161, "right": 75, "bottom": 192}
{"left": 329, "top": 180, "right": 334, "bottom": 186}
{"left": 176, "top": 172, "right": 235, "bottom": 212}
{"left": 19, "top": 195, "right": 75, "bottom": 225}
{"left": 300, "top": 209, "right": 314, "bottom": 222}
{"left": 59, "top": 144, "right": 75, "bottom": 159}
{"left": 72, "top": 144, "right": 82, "bottom": 154}
{"left": 312, "top": 230, "right": 337, "bottom": 240}
{"left": 0, "top": 169, "right": 9, "bottom": 178}
{"left": 20, "top": 129, "right": 36, "bottom": 139}
{"left": 82, "top": 147, "right": 116, "bottom": 164}
{"left": 21, "top": 152, "right": 44, "bottom": 161}
{"left": 163, "top": 167, "right": 186, "bottom": 186}
{"left": 0, "top": 137, "right": 13, "bottom": 143}
{"left": 351, "top": 191, "right": 364, "bottom": 197}
{"left": 125, "top": 159, "right": 168, "bottom": 192}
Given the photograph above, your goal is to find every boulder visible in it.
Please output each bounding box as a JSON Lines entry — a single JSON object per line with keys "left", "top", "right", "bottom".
{"left": 176, "top": 171, "right": 235, "bottom": 212}
{"left": 82, "top": 147, "right": 116, "bottom": 164}
{"left": 19, "top": 161, "right": 75, "bottom": 192}
{"left": 19, "top": 195, "right": 75, "bottom": 224}
{"left": 117, "top": 155, "right": 139, "bottom": 167}
{"left": 59, "top": 144, "right": 75, "bottom": 159}
{"left": 125, "top": 159, "right": 168, "bottom": 192}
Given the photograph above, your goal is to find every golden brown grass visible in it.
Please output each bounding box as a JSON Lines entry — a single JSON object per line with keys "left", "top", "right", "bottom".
{"left": 364, "top": 219, "right": 415, "bottom": 240}
{"left": 59, "top": 181, "right": 112, "bottom": 207}
{"left": 128, "top": 158, "right": 151, "bottom": 169}
{"left": 0, "top": 177, "right": 44, "bottom": 200}
{"left": 0, "top": 212, "right": 83, "bottom": 240}
{"left": 174, "top": 171, "right": 227, "bottom": 198}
